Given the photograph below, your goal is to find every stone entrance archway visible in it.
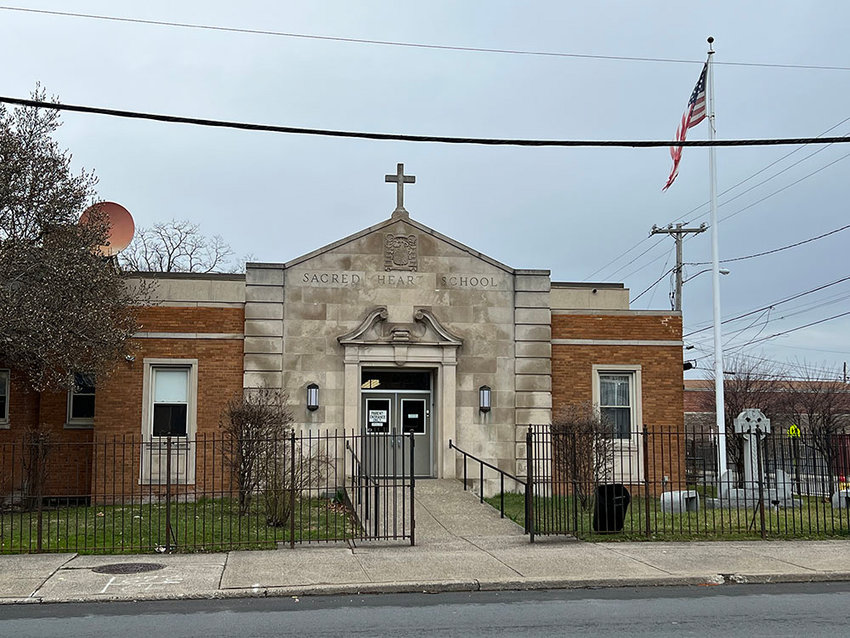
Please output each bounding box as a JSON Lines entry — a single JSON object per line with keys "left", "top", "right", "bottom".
{"left": 338, "top": 307, "right": 463, "bottom": 479}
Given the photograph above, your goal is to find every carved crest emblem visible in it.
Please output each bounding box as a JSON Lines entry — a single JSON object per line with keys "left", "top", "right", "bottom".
{"left": 384, "top": 233, "right": 418, "bottom": 271}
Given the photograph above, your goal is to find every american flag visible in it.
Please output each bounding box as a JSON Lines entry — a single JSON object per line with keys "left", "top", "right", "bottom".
{"left": 662, "top": 63, "right": 708, "bottom": 191}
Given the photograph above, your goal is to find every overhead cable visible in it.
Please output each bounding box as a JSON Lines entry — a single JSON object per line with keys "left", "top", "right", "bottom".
{"left": 4, "top": 97, "right": 850, "bottom": 148}
{"left": 692, "top": 223, "right": 850, "bottom": 265}
{"left": 583, "top": 116, "right": 850, "bottom": 282}
{"left": 683, "top": 275, "right": 850, "bottom": 337}
{"left": 3, "top": 6, "right": 850, "bottom": 71}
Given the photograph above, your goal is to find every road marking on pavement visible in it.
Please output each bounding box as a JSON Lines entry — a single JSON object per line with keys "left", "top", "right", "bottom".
{"left": 99, "top": 574, "right": 184, "bottom": 594}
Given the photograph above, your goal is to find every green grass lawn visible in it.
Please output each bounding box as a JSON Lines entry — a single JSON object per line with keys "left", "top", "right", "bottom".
{"left": 486, "top": 492, "right": 850, "bottom": 541}
{"left": 0, "top": 495, "right": 359, "bottom": 554}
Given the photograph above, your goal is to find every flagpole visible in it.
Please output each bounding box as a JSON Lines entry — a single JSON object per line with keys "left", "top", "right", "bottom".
{"left": 707, "top": 36, "right": 728, "bottom": 481}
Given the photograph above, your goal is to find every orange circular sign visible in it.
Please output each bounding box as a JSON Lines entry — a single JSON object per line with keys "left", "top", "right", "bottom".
{"left": 79, "top": 202, "right": 135, "bottom": 256}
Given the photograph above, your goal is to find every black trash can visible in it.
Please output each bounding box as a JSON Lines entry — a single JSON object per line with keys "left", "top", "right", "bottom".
{"left": 592, "top": 484, "right": 631, "bottom": 533}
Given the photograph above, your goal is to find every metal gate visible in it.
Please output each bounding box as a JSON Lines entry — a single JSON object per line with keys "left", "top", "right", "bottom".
{"left": 345, "top": 430, "right": 416, "bottom": 544}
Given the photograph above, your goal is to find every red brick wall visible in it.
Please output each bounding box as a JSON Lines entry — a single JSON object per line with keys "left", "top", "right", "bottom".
{"left": 0, "top": 377, "right": 95, "bottom": 497}
{"left": 0, "top": 305, "right": 244, "bottom": 500}
{"left": 136, "top": 306, "right": 244, "bottom": 334}
{"left": 92, "top": 305, "right": 244, "bottom": 499}
{"left": 552, "top": 313, "right": 681, "bottom": 341}
{"left": 551, "top": 313, "right": 684, "bottom": 491}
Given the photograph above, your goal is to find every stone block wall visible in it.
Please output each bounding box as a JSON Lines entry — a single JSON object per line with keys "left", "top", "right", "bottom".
{"left": 513, "top": 270, "right": 552, "bottom": 479}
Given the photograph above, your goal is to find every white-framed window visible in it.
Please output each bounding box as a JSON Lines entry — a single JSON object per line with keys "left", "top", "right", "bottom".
{"left": 141, "top": 359, "right": 197, "bottom": 439}
{"left": 66, "top": 372, "right": 96, "bottom": 427}
{"left": 0, "top": 369, "right": 9, "bottom": 427}
{"left": 592, "top": 365, "right": 642, "bottom": 440}
{"left": 140, "top": 359, "right": 198, "bottom": 485}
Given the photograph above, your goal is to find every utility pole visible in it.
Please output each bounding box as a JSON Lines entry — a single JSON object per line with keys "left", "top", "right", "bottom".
{"left": 650, "top": 222, "right": 707, "bottom": 311}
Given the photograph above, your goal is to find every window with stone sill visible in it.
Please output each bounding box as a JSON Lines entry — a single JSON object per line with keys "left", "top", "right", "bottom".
{"left": 593, "top": 366, "right": 642, "bottom": 441}
{"left": 0, "top": 369, "right": 9, "bottom": 426}
{"left": 140, "top": 359, "right": 198, "bottom": 485}
{"left": 66, "top": 372, "right": 95, "bottom": 428}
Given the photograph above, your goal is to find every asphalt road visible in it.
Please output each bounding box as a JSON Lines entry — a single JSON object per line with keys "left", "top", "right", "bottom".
{"left": 2, "top": 582, "right": 850, "bottom": 637}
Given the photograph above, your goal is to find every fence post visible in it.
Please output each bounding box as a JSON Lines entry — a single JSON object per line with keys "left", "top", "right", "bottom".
{"left": 756, "top": 425, "right": 767, "bottom": 539}
{"left": 409, "top": 430, "right": 415, "bottom": 547}
{"left": 289, "top": 430, "right": 296, "bottom": 549}
{"left": 36, "top": 435, "right": 44, "bottom": 553}
{"left": 526, "top": 426, "right": 535, "bottom": 542}
{"left": 500, "top": 474, "right": 505, "bottom": 519}
{"left": 374, "top": 481, "right": 380, "bottom": 538}
{"left": 643, "top": 426, "right": 651, "bottom": 538}
{"left": 463, "top": 451, "right": 467, "bottom": 490}
{"left": 479, "top": 460, "right": 484, "bottom": 504}
{"left": 165, "top": 436, "right": 172, "bottom": 552}
{"left": 571, "top": 430, "right": 578, "bottom": 533}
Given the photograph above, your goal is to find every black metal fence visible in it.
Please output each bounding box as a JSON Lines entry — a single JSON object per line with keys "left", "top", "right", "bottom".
{"left": 449, "top": 439, "right": 529, "bottom": 530}
{"left": 0, "top": 430, "right": 414, "bottom": 554}
{"left": 527, "top": 424, "right": 850, "bottom": 540}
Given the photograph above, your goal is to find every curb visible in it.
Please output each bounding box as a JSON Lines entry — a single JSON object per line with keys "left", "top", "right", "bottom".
{"left": 7, "top": 572, "right": 850, "bottom": 605}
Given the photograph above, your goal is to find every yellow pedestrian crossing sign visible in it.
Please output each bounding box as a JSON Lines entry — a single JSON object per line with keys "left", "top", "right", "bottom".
{"left": 788, "top": 424, "right": 801, "bottom": 438}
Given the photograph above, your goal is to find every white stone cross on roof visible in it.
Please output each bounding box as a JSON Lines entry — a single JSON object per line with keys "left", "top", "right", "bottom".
{"left": 385, "top": 163, "right": 415, "bottom": 218}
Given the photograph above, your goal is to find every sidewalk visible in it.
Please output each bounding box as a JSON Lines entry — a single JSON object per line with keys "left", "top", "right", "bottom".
{"left": 3, "top": 480, "right": 850, "bottom": 604}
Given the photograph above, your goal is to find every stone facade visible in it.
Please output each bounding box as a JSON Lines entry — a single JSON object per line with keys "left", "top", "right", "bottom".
{"left": 245, "top": 213, "right": 526, "bottom": 480}
{"left": 1, "top": 213, "right": 684, "bottom": 498}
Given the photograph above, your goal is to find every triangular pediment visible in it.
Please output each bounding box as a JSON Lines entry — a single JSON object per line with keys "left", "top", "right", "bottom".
{"left": 258, "top": 214, "right": 517, "bottom": 274}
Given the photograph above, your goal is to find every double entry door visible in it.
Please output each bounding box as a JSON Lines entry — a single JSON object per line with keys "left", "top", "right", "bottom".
{"left": 361, "top": 389, "right": 433, "bottom": 478}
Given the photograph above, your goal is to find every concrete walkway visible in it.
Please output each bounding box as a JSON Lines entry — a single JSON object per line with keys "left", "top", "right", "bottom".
{"left": 4, "top": 480, "right": 850, "bottom": 604}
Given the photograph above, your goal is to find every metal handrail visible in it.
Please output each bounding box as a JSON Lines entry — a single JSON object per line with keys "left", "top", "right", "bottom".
{"left": 344, "top": 439, "right": 377, "bottom": 487}
{"left": 448, "top": 439, "right": 528, "bottom": 532}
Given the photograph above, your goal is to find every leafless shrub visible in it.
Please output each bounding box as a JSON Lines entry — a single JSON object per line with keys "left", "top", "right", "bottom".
{"left": 261, "top": 446, "right": 333, "bottom": 527}
{"left": 551, "top": 402, "right": 615, "bottom": 511}
{"left": 779, "top": 361, "right": 850, "bottom": 495}
{"left": 698, "top": 356, "right": 786, "bottom": 484}
{"left": 220, "top": 387, "right": 294, "bottom": 516}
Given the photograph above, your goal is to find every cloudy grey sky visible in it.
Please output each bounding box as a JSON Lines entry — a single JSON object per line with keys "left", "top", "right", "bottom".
{"left": 2, "top": 1, "right": 849, "bottom": 380}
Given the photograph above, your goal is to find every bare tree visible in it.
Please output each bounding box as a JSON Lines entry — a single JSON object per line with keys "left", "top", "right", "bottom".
{"left": 0, "top": 87, "right": 139, "bottom": 391}
{"left": 780, "top": 361, "right": 850, "bottom": 495}
{"left": 698, "top": 356, "right": 786, "bottom": 482}
{"left": 220, "top": 386, "right": 294, "bottom": 516}
{"left": 120, "top": 219, "right": 235, "bottom": 273}
{"left": 551, "top": 402, "right": 615, "bottom": 511}
{"left": 21, "top": 425, "right": 51, "bottom": 511}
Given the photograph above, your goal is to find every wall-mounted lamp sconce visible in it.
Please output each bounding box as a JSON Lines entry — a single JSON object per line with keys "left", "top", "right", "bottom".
{"left": 306, "top": 383, "right": 319, "bottom": 411}
{"left": 479, "top": 385, "right": 491, "bottom": 413}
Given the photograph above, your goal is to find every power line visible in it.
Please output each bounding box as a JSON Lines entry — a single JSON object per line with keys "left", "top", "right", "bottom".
{"left": 629, "top": 264, "right": 676, "bottom": 304}
{"left": 609, "top": 148, "right": 850, "bottom": 285}
{"left": 728, "top": 309, "right": 850, "bottom": 350}
{"left": 3, "top": 5, "right": 850, "bottom": 71}
{"left": 646, "top": 250, "right": 673, "bottom": 308}
{"left": 717, "top": 151, "right": 850, "bottom": 223}
{"left": 583, "top": 117, "right": 850, "bottom": 282}
{"left": 6, "top": 97, "right": 850, "bottom": 148}
{"left": 688, "top": 289, "right": 850, "bottom": 351}
{"left": 733, "top": 353, "right": 848, "bottom": 378}
{"left": 683, "top": 275, "right": 850, "bottom": 337}
{"left": 692, "top": 223, "right": 850, "bottom": 265}
{"left": 586, "top": 236, "right": 665, "bottom": 282}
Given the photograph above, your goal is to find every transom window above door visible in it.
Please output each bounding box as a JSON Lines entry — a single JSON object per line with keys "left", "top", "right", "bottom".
{"left": 361, "top": 370, "right": 431, "bottom": 391}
